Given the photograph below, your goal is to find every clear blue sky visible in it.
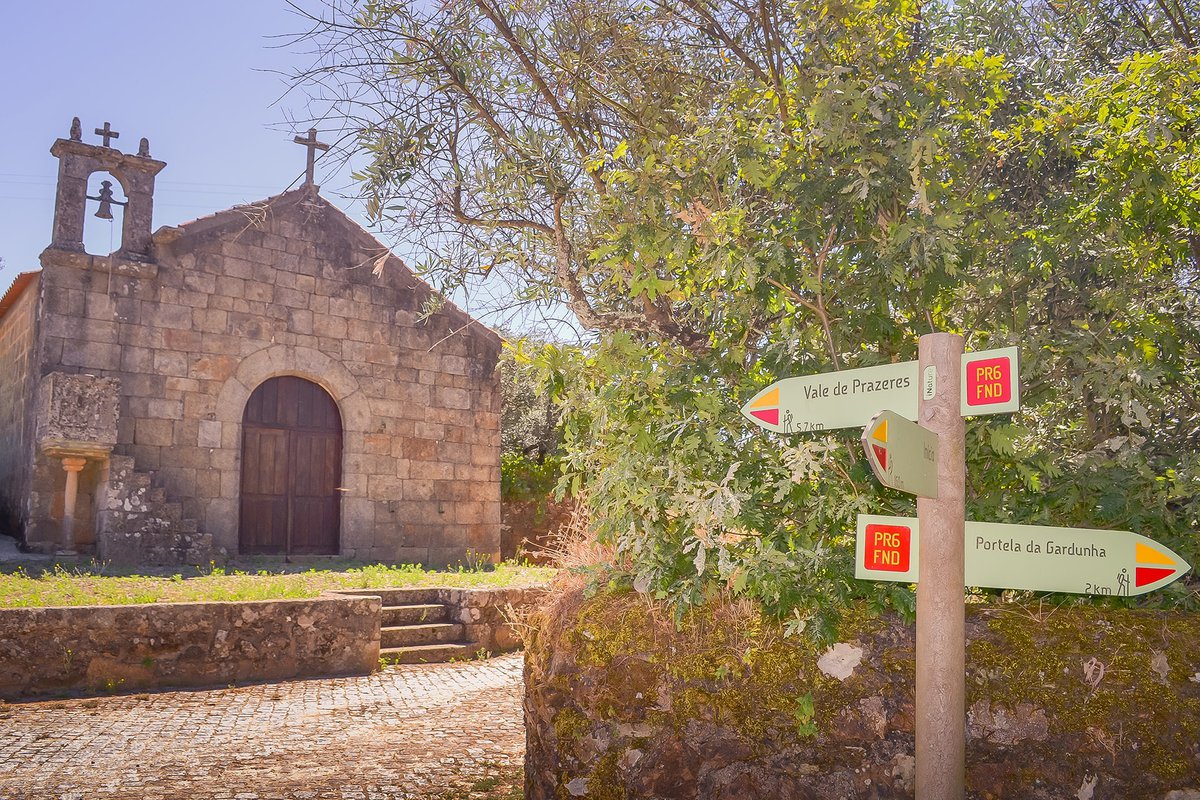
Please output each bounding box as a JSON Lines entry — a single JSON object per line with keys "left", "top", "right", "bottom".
{"left": 0, "top": 1, "right": 571, "bottom": 337}
{"left": 0, "top": 1, "right": 365, "bottom": 289}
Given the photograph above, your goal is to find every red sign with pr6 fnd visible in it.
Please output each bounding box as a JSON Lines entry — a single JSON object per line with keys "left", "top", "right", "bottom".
{"left": 965, "top": 357, "right": 1011, "bottom": 406}
{"left": 959, "top": 346, "right": 1020, "bottom": 415}
{"left": 864, "top": 523, "right": 911, "bottom": 572}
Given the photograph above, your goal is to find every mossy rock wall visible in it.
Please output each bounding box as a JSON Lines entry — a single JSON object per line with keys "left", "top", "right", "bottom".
{"left": 523, "top": 587, "right": 1200, "bottom": 799}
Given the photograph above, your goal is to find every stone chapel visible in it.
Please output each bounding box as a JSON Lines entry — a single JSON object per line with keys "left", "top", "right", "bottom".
{"left": 0, "top": 119, "right": 502, "bottom": 566}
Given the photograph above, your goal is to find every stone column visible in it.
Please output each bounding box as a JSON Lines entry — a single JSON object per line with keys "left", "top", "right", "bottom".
{"left": 60, "top": 457, "right": 88, "bottom": 554}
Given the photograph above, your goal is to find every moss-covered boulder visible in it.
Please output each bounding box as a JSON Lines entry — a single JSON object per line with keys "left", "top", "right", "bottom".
{"left": 524, "top": 586, "right": 1200, "bottom": 799}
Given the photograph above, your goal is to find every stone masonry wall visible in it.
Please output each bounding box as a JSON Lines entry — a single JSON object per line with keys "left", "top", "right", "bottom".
{"left": 34, "top": 190, "right": 502, "bottom": 563}
{"left": 441, "top": 586, "right": 550, "bottom": 654}
{"left": 525, "top": 588, "right": 1200, "bottom": 800}
{"left": 0, "top": 276, "right": 40, "bottom": 537}
{"left": 0, "top": 593, "right": 381, "bottom": 698}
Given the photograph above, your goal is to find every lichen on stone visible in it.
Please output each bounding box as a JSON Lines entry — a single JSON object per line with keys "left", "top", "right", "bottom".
{"left": 525, "top": 582, "right": 1200, "bottom": 799}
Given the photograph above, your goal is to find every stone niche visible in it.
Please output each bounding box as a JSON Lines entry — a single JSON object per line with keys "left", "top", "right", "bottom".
{"left": 31, "top": 372, "right": 120, "bottom": 553}
{"left": 36, "top": 371, "right": 120, "bottom": 458}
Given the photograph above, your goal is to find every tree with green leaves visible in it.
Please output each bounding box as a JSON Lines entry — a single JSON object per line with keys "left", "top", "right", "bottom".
{"left": 296, "top": 0, "right": 1200, "bottom": 634}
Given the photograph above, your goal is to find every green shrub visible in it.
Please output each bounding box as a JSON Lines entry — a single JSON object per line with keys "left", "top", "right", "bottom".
{"left": 501, "top": 452, "right": 562, "bottom": 504}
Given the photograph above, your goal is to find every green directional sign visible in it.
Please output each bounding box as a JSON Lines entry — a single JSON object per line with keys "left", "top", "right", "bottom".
{"left": 862, "top": 410, "right": 939, "bottom": 498}
{"left": 855, "top": 514, "right": 1192, "bottom": 596}
{"left": 741, "top": 347, "right": 1019, "bottom": 433}
{"left": 742, "top": 361, "right": 916, "bottom": 433}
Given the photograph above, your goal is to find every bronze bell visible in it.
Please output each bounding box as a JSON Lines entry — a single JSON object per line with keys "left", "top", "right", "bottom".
{"left": 90, "top": 180, "right": 120, "bottom": 220}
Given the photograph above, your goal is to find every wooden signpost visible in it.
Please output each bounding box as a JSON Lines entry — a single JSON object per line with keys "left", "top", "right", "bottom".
{"left": 913, "top": 333, "right": 966, "bottom": 799}
{"left": 740, "top": 334, "right": 1191, "bottom": 798}
{"left": 742, "top": 333, "right": 974, "bottom": 798}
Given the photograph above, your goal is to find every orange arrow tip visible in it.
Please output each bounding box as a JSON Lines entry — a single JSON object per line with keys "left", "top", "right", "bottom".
{"left": 748, "top": 386, "right": 780, "bottom": 411}
{"left": 1135, "top": 541, "right": 1176, "bottom": 567}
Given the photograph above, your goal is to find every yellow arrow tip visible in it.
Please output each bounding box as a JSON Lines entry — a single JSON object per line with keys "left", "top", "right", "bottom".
{"left": 872, "top": 418, "right": 888, "bottom": 443}
{"left": 1136, "top": 541, "right": 1176, "bottom": 567}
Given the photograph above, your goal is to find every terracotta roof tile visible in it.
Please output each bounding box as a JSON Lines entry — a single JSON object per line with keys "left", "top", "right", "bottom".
{"left": 0, "top": 271, "right": 40, "bottom": 324}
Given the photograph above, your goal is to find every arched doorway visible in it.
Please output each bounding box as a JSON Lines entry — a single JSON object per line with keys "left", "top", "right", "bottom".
{"left": 239, "top": 376, "right": 342, "bottom": 555}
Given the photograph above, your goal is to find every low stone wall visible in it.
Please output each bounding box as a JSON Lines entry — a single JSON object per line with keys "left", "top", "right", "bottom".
{"left": 441, "top": 586, "right": 549, "bottom": 653}
{"left": 0, "top": 593, "right": 380, "bottom": 698}
{"left": 525, "top": 586, "right": 1200, "bottom": 800}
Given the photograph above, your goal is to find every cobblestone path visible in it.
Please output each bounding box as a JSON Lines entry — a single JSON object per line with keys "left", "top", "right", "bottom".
{"left": 0, "top": 654, "right": 525, "bottom": 800}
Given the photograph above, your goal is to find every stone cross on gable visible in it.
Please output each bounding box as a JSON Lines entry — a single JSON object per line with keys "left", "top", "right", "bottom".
{"left": 293, "top": 128, "right": 330, "bottom": 188}
{"left": 95, "top": 122, "right": 119, "bottom": 148}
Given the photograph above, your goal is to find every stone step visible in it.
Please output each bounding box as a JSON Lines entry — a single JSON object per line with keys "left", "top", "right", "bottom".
{"left": 149, "top": 503, "right": 200, "bottom": 532}
{"left": 382, "top": 603, "right": 448, "bottom": 626}
{"left": 98, "top": 454, "right": 214, "bottom": 567}
{"left": 332, "top": 588, "right": 444, "bottom": 606}
{"left": 124, "top": 472, "right": 153, "bottom": 491}
{"left": 381, "top": 622, "right": 463, "bottom": 649}
{"left": 158, "top": 503, "right": 185, "bottom": 524}
{"left": 114, "top": 505, "right": 184, "bottom": 527}
{"left": 108, "top": 455, "right": 135, "bottom": 472}
{"left": 100, "top": 511, "right": 165, "bottom": 532}
{"left": 379, "top": 643, "right": 477, "bottom": 665}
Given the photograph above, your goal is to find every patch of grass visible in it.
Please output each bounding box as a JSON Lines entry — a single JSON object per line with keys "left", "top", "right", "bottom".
{"left": 379, "top": 654, "right": 408, "bottom": 669}
{"left": 453, "top": 764, "right": 523, "bottom": 799}
{"left": 0, "top": 561, "right": 554, "bottom": 608}
{"left": 469, "top": 775, "right": 502, "bottom": 792}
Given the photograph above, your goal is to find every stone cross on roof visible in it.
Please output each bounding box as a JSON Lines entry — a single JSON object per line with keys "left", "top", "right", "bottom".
{"left": 95, "top": 122, "right": 119, "bottom": 148}
{"left": 293, "top": 128, "right": 330, "bottom": 188}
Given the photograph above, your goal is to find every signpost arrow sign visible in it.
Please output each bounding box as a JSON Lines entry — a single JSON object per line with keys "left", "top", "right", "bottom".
{"left": 861, "top": 410, "right": 939, "bottom": 498}
{"left": 741, "top": 346, "right": 1020, "bottom": 433}
{"left": 741, "top": 361, "right": 916, "bottom": 433}
{"left": 856, "top": 514, "right": 1193, "bottom": 596}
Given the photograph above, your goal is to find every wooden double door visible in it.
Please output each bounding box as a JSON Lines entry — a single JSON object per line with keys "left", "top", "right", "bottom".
{"left": 239, "top": 376, "right": 342, "bottom": 555}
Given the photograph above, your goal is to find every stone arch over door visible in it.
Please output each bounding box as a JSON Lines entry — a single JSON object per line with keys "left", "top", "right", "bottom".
{"left": 208, "top": 345, "right": 372, "bottom": 555}
{"left": 239, "top": 375, "right": 342, "bottom": 555}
